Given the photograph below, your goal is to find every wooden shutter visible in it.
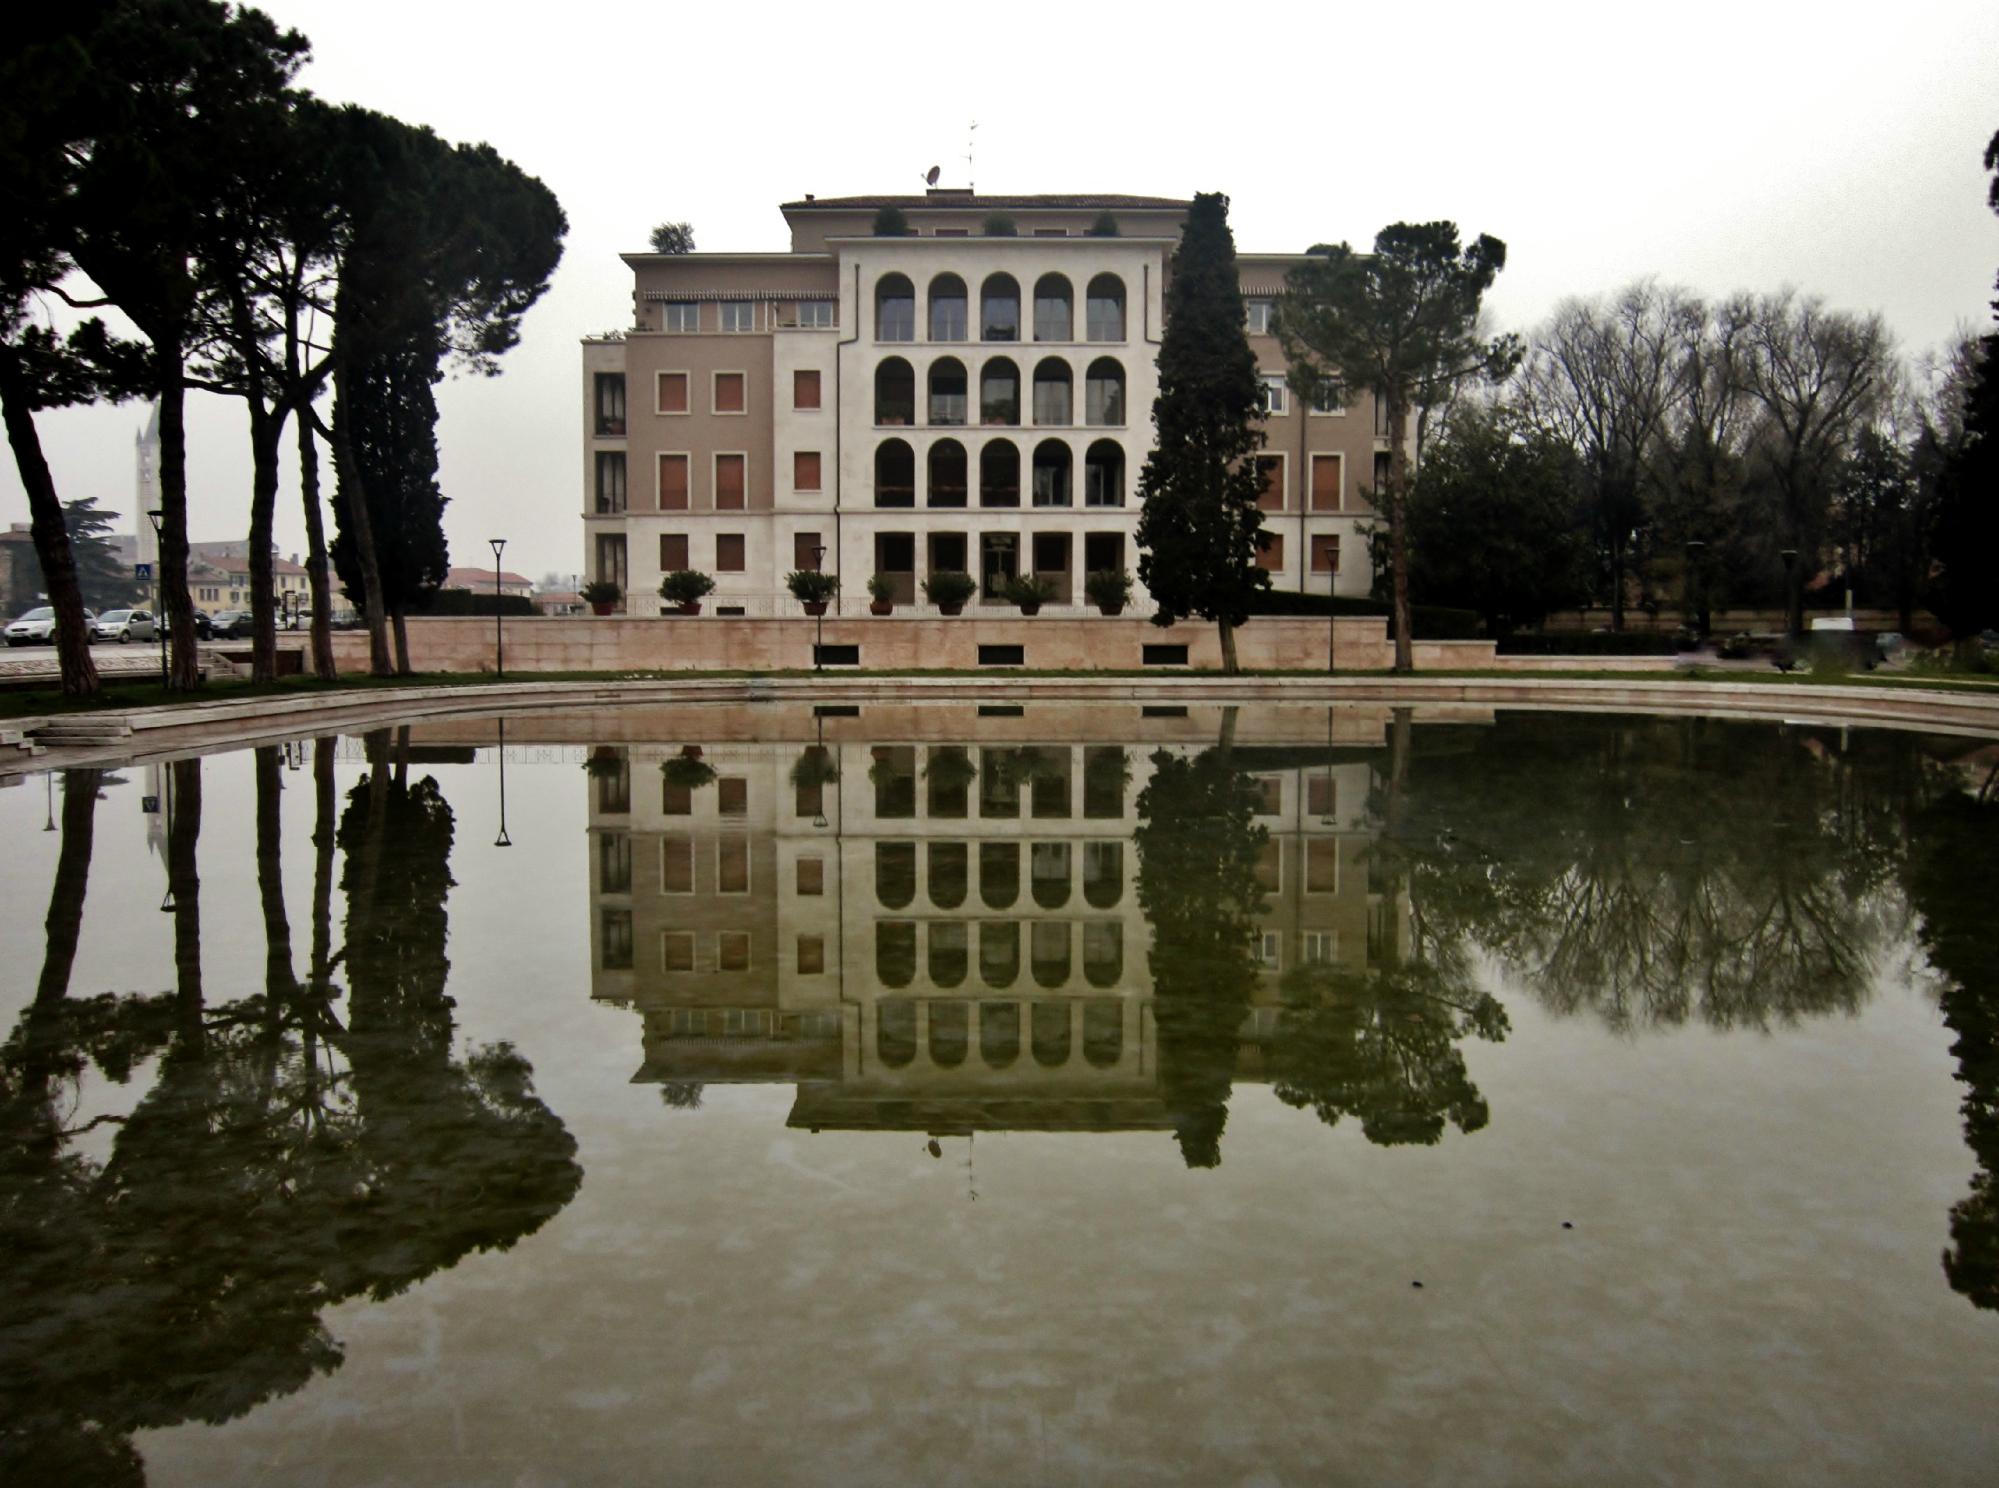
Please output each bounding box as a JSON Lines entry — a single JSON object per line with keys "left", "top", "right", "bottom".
{"left": 657, "top": 372, "right": 687, "bottom": 414}
{"left": 794, "top": 450, "right": 821, "bottom": 491}
{"left": 714, "top": 373, "right": 745, "bottom": 413}
{"left": 794, "top": 369, "right": 821, "bottom": 409}
{"left": 1311, "top": 455, "right": 1341, "bottom": 510}
{"left": 658, "top": 454, "right": 689, "bottom": 510}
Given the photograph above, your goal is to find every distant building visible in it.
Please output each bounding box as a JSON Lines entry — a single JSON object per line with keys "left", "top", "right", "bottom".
{"left": 0, "top": 525, "right": 39, "bottom": 616}
{"left": 442, "top": 566, "right": 536, "bottom": 599}
{"left": 188, "top": 551, "right": 311, "bottom": 615}
{"left": 538, "top": 589, "right": 587, "bottom": 616}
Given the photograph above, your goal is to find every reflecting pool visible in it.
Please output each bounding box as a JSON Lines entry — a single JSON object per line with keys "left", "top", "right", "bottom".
{"left": 3, "top": 700, "right": 1997, "bottom": 1485}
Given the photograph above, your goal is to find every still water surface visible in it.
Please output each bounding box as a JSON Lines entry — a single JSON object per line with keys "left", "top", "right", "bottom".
{"left": 3, "top": 700, "right": 1997, "bottom": 1485}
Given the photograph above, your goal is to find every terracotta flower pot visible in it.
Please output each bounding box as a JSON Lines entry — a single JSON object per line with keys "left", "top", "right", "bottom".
{"left": 677, "top": 601, "right": 701, "bottom": 616}
{"left": 870, "top": 599, "right": 893, "bottom": 616}
{"left": 590, "top": 601, "right": 614, "bottom": 616}
{"left": 1017, "top": 602, "right": 1041, "bottom": 617}
{"left": 937, "top": 601, "right": 965, "bottom": 617}
{"left": 1095, "top": 601, "right": 1125, "bottom": 617}
{"left": 802, "top": 600, "right": 828, "bottom": 617}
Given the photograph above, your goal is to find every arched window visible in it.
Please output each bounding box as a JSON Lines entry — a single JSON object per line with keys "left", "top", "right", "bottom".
{"left": 1084, "top": 439, "right": 1124, "bottom": 508}
{"left": 1032, "top": 439, "right": 1072, "bottom": 508}
{"left": 1030, "top": 841, "right": 1070, "bottom": 909}
{"left": 1083, "top": 841, "right": 1123, "bottom": 907}
{"left": 878, "top": 999, "right": 917, "bottom": 1066}
{"left": 874, "top": 438, "right": 915, "bottom": 507}
{"left": 980, "top": 921, "right": 1020, "bottom": 988}
{"left": 876, "top": 841, "right": 916, "bottom": 909}
{"left": 929, "top": 921, "right": 968, "bottom": 988}
{"left": 980, "top": 841, "right": 1019, "bottom": 908}
{"left": 875, "top": 358, "right": 914, "bottom": 425}
{"left": 979, "top": 439, "right": 1020, "bottom": 508}
{"left": 981, "top": 273, "right": 1020, "bottom": 341}
{"left": 929, "top": 1001, "right": 969, "bottom": 1066}
{"left": 877, "top": 922, "right": 917, "bottom": 988}
{"left": 1084, "top": 359, "right": 1125, "bottom": 426}
{"left": 1083, "top": 925, "right": 1123, "bottom": 989}
{"left": 876, "top": 273, "right": 914, "bottom": 342}
{"left": 1032, "top": 360, "right": 1072, "bottom": 425}
{"left": 1085, "top": 274, "right": 1126, "bottom": 341}
{"left": 980, "top": 1002, "right": 1020, "bottom": 1067}
{"left": 979, "top": 358, "right": 1020, "bottom": 424}
{"left": 927, "top": 358, "right": 967, "bottom": 426}
{"left": 928, "top": 273, "right": 968, "bottom": 340}
{"left": 928, "top": 439, "right": 968, "bottom": 508}
{"left": 929, "top": 840, "right": 968, "bottom": 907}
{"left": 1031, "top": 922, "right": 1071, "bottom": 988}
{"left": 1033, "top": 273, "right": 1073, "bottom": 341}
{"left": 1031, "top": 1002, "right": 1070, "bottom": 1066}
{"left": 1083, "top": 997, "right": 1123, "bottom": 1061}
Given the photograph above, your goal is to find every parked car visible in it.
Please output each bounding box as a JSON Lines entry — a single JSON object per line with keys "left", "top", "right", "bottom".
{"left": 92, "top": 608, "right": 158, "bottom": 643}
{"left": 208, "top": 610, "right": 250, "bottom": 638}
{"left": 6, "top": 606, "right": 96, "bottom": 646}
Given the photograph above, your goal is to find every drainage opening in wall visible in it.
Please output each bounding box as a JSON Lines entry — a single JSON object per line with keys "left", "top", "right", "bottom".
{"left": 813, "top": 644, "right": 861, "bottom": 667}
{"left": 1141, "top": 644, "right": 1190, "bottom": 666}
{"left": 978, "top": 644, "right": 1025, "bottom": 667}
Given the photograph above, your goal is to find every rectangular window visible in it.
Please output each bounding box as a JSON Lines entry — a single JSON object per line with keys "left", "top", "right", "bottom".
{"left": 1311, "top": 454, "right": 1342, "bottom": 511}
{"left": 794, "top": 450, "right": 822, "bottom": 492}
{"left": 594, "top": 372, "right": 627, "bottom": 435}
{"left": 660, "top": 533, "right": 689, "bottom": 572}
{"left": 1256, "top": 532, "right": 1284, "bottom": 571}
{"left": 1257, "top": 929, "right": 1281, "bottom": 970}
{"left": 716, "top": 453, "right": 746, "bottom": 510}
{"left": 1306, "top": 838, "right": 1340, "bottom": 892}
{"left": 1032, "top": 377, "right": 1070, "bottom": 426}
{"left": 1375, "top": 398, "right": 1394, "bottom": 438}
{"left": 1312, "top": 388, "right": 1342, "bottom": 415}
{"left": 662, "top": 779, "right": 691, "bottom": 816}
{"left": 601, "top": 910, "right": 634, "bottom": 969}
{"left": 797, "top": 935, "right": 825, "bottom": 974}
{"left": 794, "top": 532, "right": 823, "bottom": 571}
{"left": 1307, "top": 773, "right": 1337, "bottom": 816}
{"left": 1256, "top": 842, "right": 1281, "bottom": 891}
{"left": 978, "top": 644, "right": 1025, "bottom": 666}
{"left": 1142, "top": 644, "right": 1190, "bottom": 666}
{"left": 1372, "top": 452, "right": 1390, "bottom": 500}
{"left": 716, "top": 533, "right": 745, "bottom": 572}
{"left": 1256, "top": 456, "right": 1284, "bottom": 512}
{"left": 1303, "top": 930, "right": 1337, "bottom": 963}
{"left": 595, "top": 752, "right": 630, "bottom": 814}
{"left": 718, "top": 931, "right": 751, "bottom": 971}
{"left": 598, "top": 832, "right": 632, "bottom": 894}
{"left": 658, "top": 453, "right": 689, "bottom": 511}
{"left": 797, "top": 857, "right": 825, "bottom": 895}
{"left": 713, "top": 372, "right": 745, "bottom": 414}
{"left": 719, "top": 302, "right": 755, "bottom": 332}
{"left": 718, "top": 838, "right": 749, "bottom": 893}
{"left": 661, "top": 836, "right": 694, "bottom": 894}
{"left": 933, "top": 228, "right": 969, "bottom": 237}
{"left": 594, "top": 451, "right": 627, "bottom": 513}
{"left": 657, "top": 371, "right": 688, "bottom": 414}
{"left": 1311, "top": 534, "right": 1342, "bottom": 574}
{"left": 662, "top": 301, "right": 699, "bottom": 333}
{"left": 1245, "top": 300, "right": 1276, "bottom": 335}
{"left": 594, "top": 533, "right": 628, "bottom": 594}
{"left": 662, "top": 932, "right": 695, "bottom": 972}
{"left": 795, "top": 301, "right": 835, "bottom": 328}
{"left": 718, "top": 777, "right": 748, "bottom": 816}
{"left": 794, "top": 369, "right": 821, "bottom": 408}
{"left": 1260, "top": 374, "right": 1287, "bottom": 415}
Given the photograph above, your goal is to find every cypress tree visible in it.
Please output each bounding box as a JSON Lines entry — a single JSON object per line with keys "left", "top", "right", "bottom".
{"left": 1134, "top": 192, "right": 1268, "bottom": 674}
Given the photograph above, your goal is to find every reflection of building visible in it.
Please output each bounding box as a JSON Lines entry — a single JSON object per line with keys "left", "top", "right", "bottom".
{"left": 585, "top": 704, "right": 1414, "bottom": 1136}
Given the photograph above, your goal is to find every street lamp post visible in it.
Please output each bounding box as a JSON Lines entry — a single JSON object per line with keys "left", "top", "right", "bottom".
{"left": 146, "top": 508, "right": 167, "bottom": 686}
{"left": 809, "top": 544, "right": 828, "bottom": 672}
{"left": 488, "top": 538, "right": 506, "bottom": 679}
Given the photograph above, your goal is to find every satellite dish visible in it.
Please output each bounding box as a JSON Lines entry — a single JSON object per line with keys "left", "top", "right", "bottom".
{"left": 924, "top": 165, "right": 941, "bottom": 186}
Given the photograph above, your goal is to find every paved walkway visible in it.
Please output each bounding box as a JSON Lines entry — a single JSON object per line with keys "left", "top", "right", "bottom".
{"left": 0, "top": 648, "right": 171, "bottom": 681}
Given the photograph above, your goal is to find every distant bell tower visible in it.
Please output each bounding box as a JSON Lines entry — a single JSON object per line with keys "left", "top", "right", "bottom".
{"left": 135, "top": 402, "right": 160, "bottom": 566}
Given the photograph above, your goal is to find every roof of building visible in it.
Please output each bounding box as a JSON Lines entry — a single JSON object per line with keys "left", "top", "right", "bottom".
{"left": 782, "top": 193, "right": 1190, "bottom": 211}
{"left": 200, "top": 553, "right": 307, "bottom": 576}
{"left": 444, "top": 566, "right": 534, "bottom": 589}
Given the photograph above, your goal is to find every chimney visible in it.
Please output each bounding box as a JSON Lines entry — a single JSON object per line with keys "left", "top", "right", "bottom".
{"left": 804, "top": 193, "right": 815, "bottom": 202}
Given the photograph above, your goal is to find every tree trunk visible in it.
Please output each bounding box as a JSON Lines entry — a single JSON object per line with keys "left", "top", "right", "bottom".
{"left": 1387, "top": 389, "right": 1415, "bottom": 673}
{"left": 167, "top": 757, "right": 204, "bottom": 1027}
{"left": 156, "top": 362, "right": 202, "bottom": 691}
{"left": 0, "top": 350, "right": 99, "bottom": 698}
{"left": 1608, "top": 534, "right": 1627, "bottom": 632}
{"left": 255, "top": 745, "right": 295, "bottom": 1007}
{"left": 298, "top": 416, "right": 337, "bottom": 679}
{"left": 391, "top": 606, "right": 411, "bottom": 674}
{"left": 36, "top": 769, "right": 103, "bottom": 1006}
{"left": 1217, "top": 619, "right": 1238, "bottom": 675}
{"left": 329, "top": 355, "right": 394, "bottom": 676}
{"left": 246, "top": 401, "right": 287, "bottom": 683}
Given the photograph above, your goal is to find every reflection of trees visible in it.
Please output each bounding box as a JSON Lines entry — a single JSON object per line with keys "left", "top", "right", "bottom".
{"left": 1905, "top": 783, "right": 1999, "bottom": 1312}
{"left": 0, "top": 739, "right": 581, "bottom": 1481}
{"left": 1134, "top": 734, "right": 1267, "bottom": 1168}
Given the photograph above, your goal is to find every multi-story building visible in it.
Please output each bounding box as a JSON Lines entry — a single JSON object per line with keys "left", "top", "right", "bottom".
{"left": 580, "top": 191, "right": 1400, "bottom": 617}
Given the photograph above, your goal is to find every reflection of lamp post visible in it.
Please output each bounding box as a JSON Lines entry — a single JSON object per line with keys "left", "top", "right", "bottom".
{"left": 1780, "top": 548, "right": 1799, "bottom": 639}
{"left": 488, "top": 538, "right": 507, "bottom": 680}
{"left": 146, "top": 508, "right": 167, "bottom": 685}
{"left": 158, "top": 764, "right": 175, "bottom": 912}
{"left": 1685, "top": 539, "right": 1706, "bottom": 641}
{"left": 809, "top": 544, "right": 828, "bottom": 672}
{"left": 43, "top": 771, "right": 55, "bottom": 832}
{"left": 494, "top": 716, "right": 512, "bottom": 848}
{"left": 1321, "top": 706, "right": 1336, "bottom": 825}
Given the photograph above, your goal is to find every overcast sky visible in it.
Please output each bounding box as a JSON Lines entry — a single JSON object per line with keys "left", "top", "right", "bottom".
{"left": 5, "top": 0, "right": 1995, "bottom": 585}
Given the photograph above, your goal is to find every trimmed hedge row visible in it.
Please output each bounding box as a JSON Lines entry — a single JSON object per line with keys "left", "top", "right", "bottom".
{"left": 419, "top": 589, "right": 538, "bottom": 617}
{"left": 1498, "top": 631, "right": 1689, "bottom": 656}
{"left": 1245, "top": 589, "right": 1485, "bottom": 640}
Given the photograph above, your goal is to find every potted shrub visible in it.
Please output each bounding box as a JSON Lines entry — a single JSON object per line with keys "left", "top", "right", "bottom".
{"left": 659, "top": 569, "right": 715, "bottom": 615}
{"left": 790, "top": 745, "right": 839, "bottom": 791}
{"left": 867, "top": 574, "right": 896, "bottom": 616}
{"left": 582, "top": 746, "right": 625, "bottom": 778}
{"left": 922, "top": 570, "right": 977, "bottom": 616}
{"left": 787, "top": 569, "right": 840, "bottom": 617}
{"left": 1085, "top": 568, "right": 1132, "bottom": 617}
{"left": 580, "top": 579, "right": 621, "bottom": 616}
{"left": 660, "top": 754, "right": 717, "bottom": 791}
{"left": 1003, "top": 573, "right": 1057, "bottom": 617}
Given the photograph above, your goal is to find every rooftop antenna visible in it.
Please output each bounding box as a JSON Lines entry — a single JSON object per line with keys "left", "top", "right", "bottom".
{"left": 924, "top": 164, "right": 940, "bottom": 187}
{"left": 966, "top": 121, "right": 977, "bottom": 193}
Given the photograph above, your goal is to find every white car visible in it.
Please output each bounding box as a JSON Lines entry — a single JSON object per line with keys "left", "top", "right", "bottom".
{"left": 93, "top": 608, "right": 158, "bottom": 643}
{"left": 5, "top": 606, "right": 96, "bottom": 646}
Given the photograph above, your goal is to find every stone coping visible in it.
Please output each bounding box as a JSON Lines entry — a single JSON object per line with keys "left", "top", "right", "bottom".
{"left": 6, "top": 672, "right": 1997, "bottom": 775}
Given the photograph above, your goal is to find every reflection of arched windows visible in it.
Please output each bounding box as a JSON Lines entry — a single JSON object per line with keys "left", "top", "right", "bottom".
{"left": 981, "top": 1002, "right": 1020, "bottom": 1066}
{"left": 929, "top": 1001, "right": 969, "bottom": 1066}
{"left": 928, "top": 438, "right": 968, "bottom": 508}
{"left": 1084, "top": 440, "right": 1124, "bottom": 508}
{"left": 980, "top": 358, "right": 1020, "bottom": 424}
{"left": 878, "top": 922, "right": 917, "bottom": 988}
{"left": 928, "top": 273, "right": 967, "bottom": 340}
{"left": 879, "top": 999, "right": 917, "bottom": 1065}
{"left": 874, "top": 439, "right": 914, "bottom": 507}
{"left": 979, "top": 841, "right": 1019, "bottom": 908}
{"left": 1032, "top": 439, "right": 1072, "bottom": 507}
{"left": 979, "top": 439, "right": 1020, "bottom": 508}
{"left": 980, "top": 921, "right": 1020, "bottom": 988}
{"left": 929, "top": 841, "right": 968, "bottom": 908}
{"left": 1030, "top": 841, "right": 1071, "bottom": 909}
{"left": 1032, "top": 921, "right": 1071, "bottom": 987}
{"left": 1083, "top": 923, "right": 1123, "bottom": 988}
{"left": 1085, "top": 274, "right": 1126, "bottom": 341}
{"left": 1083, "top": 841, "right": 1123, "bottom": 907}
{"left": 1033, "top": 273, "right": 1073, "bottom": 341}
{"left": 876, "top": 841, "right": 916, "bottom": 909}
{"left": 1083, "top": 997, "right": 1123, "bottom": 1062}
{"left": 1032, "top": 359, "right": 1072, "bottom": 425}
{"left": 929, "top": 920, "right": 968, "bottom": 987}
{"left": 876, "top": 274, "right": 914, "bottom": 342}
{"left": 1084, "top": 359, "right": 1125, "bottom": 426}
{"left": 928, "top": 358, "right": 967, "bottom": 426}
{"left": 875, "top": 358, "right": 914, "bottom": 425}
{"left": 1032, "top": 1002, "right": 1070, "bottom": 1065}
{"left": 981, "top": 273, "right": 1020, "bottom": 341}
